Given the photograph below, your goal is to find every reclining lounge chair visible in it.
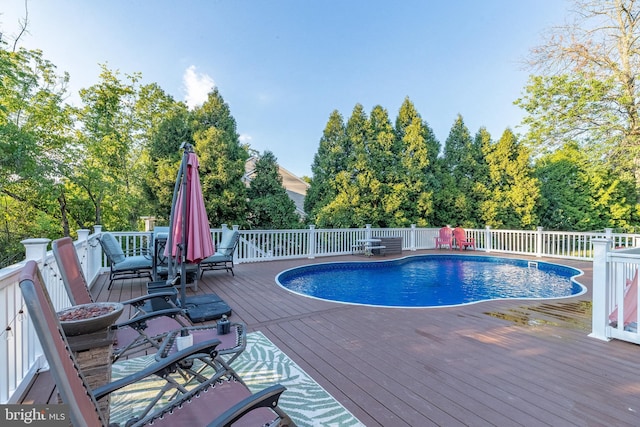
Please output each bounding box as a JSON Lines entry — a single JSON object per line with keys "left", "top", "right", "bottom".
{"left": 19, "top": 260, "right": 292, "bottom": 427}
{"left": 53, "top": 237, "right": 246, "bottom": 364}
{"left": 200, "top": 228, "right": 240, "bottom": 277}
{"left": 99, "top": 232, "right": 153, "bottom": 289}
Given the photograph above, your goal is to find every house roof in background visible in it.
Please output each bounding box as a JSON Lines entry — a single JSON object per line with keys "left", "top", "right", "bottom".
{"left": 244, "top": 157, "right": 309, "bottom": 217}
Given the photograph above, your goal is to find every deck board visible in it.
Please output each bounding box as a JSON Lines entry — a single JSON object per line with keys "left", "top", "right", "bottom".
{"left": 23, "top": 250, "right": 640, "bottom": 426}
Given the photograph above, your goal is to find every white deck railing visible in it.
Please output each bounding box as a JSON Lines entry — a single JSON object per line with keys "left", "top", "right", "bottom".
{"left": 590, "top": 240, "right": 640, "bottom": 344}
{"left": 1, "top": 224, "right": 638, "bottom": 403}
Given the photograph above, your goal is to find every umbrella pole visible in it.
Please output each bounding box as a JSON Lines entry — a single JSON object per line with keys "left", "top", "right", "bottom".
{"left": 166, "top": 153, "right": 185, "bottom": 282}
{"left": 167, "top": 143, "right": 192, "bottom": 308}
{"left": 179, "top": 145, "right": 189, "bottom": 308}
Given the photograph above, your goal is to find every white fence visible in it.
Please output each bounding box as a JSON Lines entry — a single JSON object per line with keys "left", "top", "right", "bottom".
{"left": 0, "top": 225, "right": 637, "bottom": 403}
{"left": 591, "top": 240, "right": 640, "bottom": 345}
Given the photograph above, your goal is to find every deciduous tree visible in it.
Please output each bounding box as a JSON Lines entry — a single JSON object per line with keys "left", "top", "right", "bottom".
{"left": 535, "top": 141, "right": 635, "bottom": 230}
{"left": 517, "top": 0, "right": 640, "bottom": 201}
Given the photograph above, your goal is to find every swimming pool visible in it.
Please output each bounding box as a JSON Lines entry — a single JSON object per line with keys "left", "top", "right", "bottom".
{"left": 276, "top": 255, "right": 585, "bottom": 308}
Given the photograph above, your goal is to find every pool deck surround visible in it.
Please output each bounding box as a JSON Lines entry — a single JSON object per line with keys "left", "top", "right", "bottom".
{"left": 22, "top": 250, "right": 640, "bottom": 426}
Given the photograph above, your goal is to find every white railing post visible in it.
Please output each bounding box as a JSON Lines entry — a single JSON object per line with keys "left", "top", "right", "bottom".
{"left": 20, "top": 238, "right": 51, "bottom": 261}
{"left": 536, "top": 226, "right": 544, "bottom": 258}
{"left": 604, "top": 228, "right": 613, "bottom": 248}
{"left": 140, "top": 216, "right": 156, "bottom": 231}
{"left": 365, "top": 224, "right": 372, "bottom": 241}
{"left": 410, "top": 224, "right": 416, "bottom": 251}
{"left": 308, "top": 225, "right": 316, "bottom": 259}
{"left": 76, "top": 229, "right": 90, "bottom": 280}
{"left": 77, "top": 229, "right": 90, "bottom": 242}
{"left": 85, "top": 226, "right": 104, "bottom": 284}
{"left": 590, "top": 238, "right": 611, "bottom": 341}
{"left": 484, "top": 226, "right": 492, "bottom": 252}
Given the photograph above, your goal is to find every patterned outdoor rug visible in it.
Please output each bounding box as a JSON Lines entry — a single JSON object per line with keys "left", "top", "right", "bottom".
{"left": 109, "top": 331, "right": 363, "bottom": 426}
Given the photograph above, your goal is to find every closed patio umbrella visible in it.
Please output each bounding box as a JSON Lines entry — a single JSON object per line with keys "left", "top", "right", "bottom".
{"left": 166, "top": 143, "right": 215, "bottom": 306}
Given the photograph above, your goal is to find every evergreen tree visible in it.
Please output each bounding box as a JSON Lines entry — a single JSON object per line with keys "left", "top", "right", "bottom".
{"left": 482, "top": 128, "right": 539, "bottom": 228}
{"left": 191, "top": 88, "right": 249, "bottom": 227}
{"left": 246, "top": 151, "right": 300, "bottom": 229}
{"left": 469, "top": 127, "right": 492, "bottom": 227}
{"left": 435, "top": 115, "right": 481, "bottom": 227}
{"left": 304, "top": 110, "right": 348, "bottom": 221}
{"left": 316, "top": 104, "right": 369, "bottom": 227}
{"left": 142, "top": 104, "right": 191, "bottom": 224}
{"left": 362, "top": 105, "right": 397, "bottom": 227}
{"left": 392, "top": 97, "right": 438, "bottom": 226}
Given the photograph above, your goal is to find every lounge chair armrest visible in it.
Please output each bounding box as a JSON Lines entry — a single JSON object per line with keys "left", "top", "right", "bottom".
{"left": 206, "top": 384, "right": 287, "bottom": 427}
{"left": 122, "top": 292, "right": 178, "bottom": 308}
{"left": 113, "top": 308, "right": 185, "bottom": 330}
{"left": 93, "top": 338, "right": 222, "bottom": 400}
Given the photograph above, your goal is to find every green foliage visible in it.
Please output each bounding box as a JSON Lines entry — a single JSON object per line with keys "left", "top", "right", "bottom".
{"left": 304, "top": 110, "right": 349, "bottom": 221}
{"left": 518, "top": 1, "right": 640, "bottom": 200}
{"left": 517, "top": 74, "right": 618, "bottom": 156}
{"left": 72, "top": 65, "right": 146, "bottom": 231}
{"left": 314, "top": 100, "right": 441, "bottom": 228}
{"left": 0, "top": 40, "right": 72, "bottom": 261}
{"left": 482, "top": 129, "right": 539, "bottom": 229}
{"left": 536, "top": 142, "right": 637, "bottom": 231}
{"left": 6, "top": 8, "right": 640, "bottom": 268}
{"left": 192, "top": 89, "right": 249, "bottom": 227}
{"left": 393, "top": 97, "right": 439, "bottom": 226}
{"left": 434, "top": 115, "right": 484, "bottom": 227}
{"left": 142, "top": 104, "right": 191, "bottom": 223}
{"left": 247, "top": 151, "right": 301, "bottom": 229}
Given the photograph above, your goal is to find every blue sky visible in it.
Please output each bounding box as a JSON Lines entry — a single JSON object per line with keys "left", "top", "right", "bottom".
{"left": 2, "top": 0, "right": 569, "bottom": 177}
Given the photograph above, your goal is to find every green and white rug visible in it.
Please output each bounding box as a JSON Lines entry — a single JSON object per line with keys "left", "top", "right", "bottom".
{"left": 109, "top": 331, "right": 364, "bottom": 427}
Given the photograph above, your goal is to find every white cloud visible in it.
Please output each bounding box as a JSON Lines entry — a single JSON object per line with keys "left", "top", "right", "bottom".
{"left": 182, "top": 65, "right": 215, "bottom": 109}
{"left": 239, "top": 134, "right": 253, "bottom": 145}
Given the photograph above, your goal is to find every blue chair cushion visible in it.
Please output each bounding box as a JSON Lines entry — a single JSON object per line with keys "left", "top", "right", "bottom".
{"left": 202, "top": 253, "right": 231, "bottom": 264}
{"left": 217, "top": 230, "right": 238, "bottom": 257}
{"left": 101, "top": 233, "right": 126, "bottom": 264}
{"left": 113, "top": 255, "right": 152, "bottom": 272}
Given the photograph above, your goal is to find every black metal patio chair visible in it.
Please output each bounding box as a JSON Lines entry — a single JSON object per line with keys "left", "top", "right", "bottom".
{"left": 98, "top": 232, "right": 153, "bottom": 289}
{"left": 200, "top": 228, "right": 240, "bottom": 277}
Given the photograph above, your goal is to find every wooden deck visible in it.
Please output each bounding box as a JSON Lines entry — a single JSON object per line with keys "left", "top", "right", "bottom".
{"left": 34, "top": 250, "right": 640, "bottom": 425}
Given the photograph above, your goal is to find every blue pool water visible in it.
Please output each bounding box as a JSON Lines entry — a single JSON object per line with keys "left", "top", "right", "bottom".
{"left": 276, "top": 255, "right": 585, "bottom": 308}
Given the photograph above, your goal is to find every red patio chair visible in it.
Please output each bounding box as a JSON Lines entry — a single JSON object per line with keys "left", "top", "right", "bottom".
{"left": 453, "top": 227, "right": 476, "bottom": 251}
{"left": 435, "top": 227, "right": 453, "bottom": 249}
